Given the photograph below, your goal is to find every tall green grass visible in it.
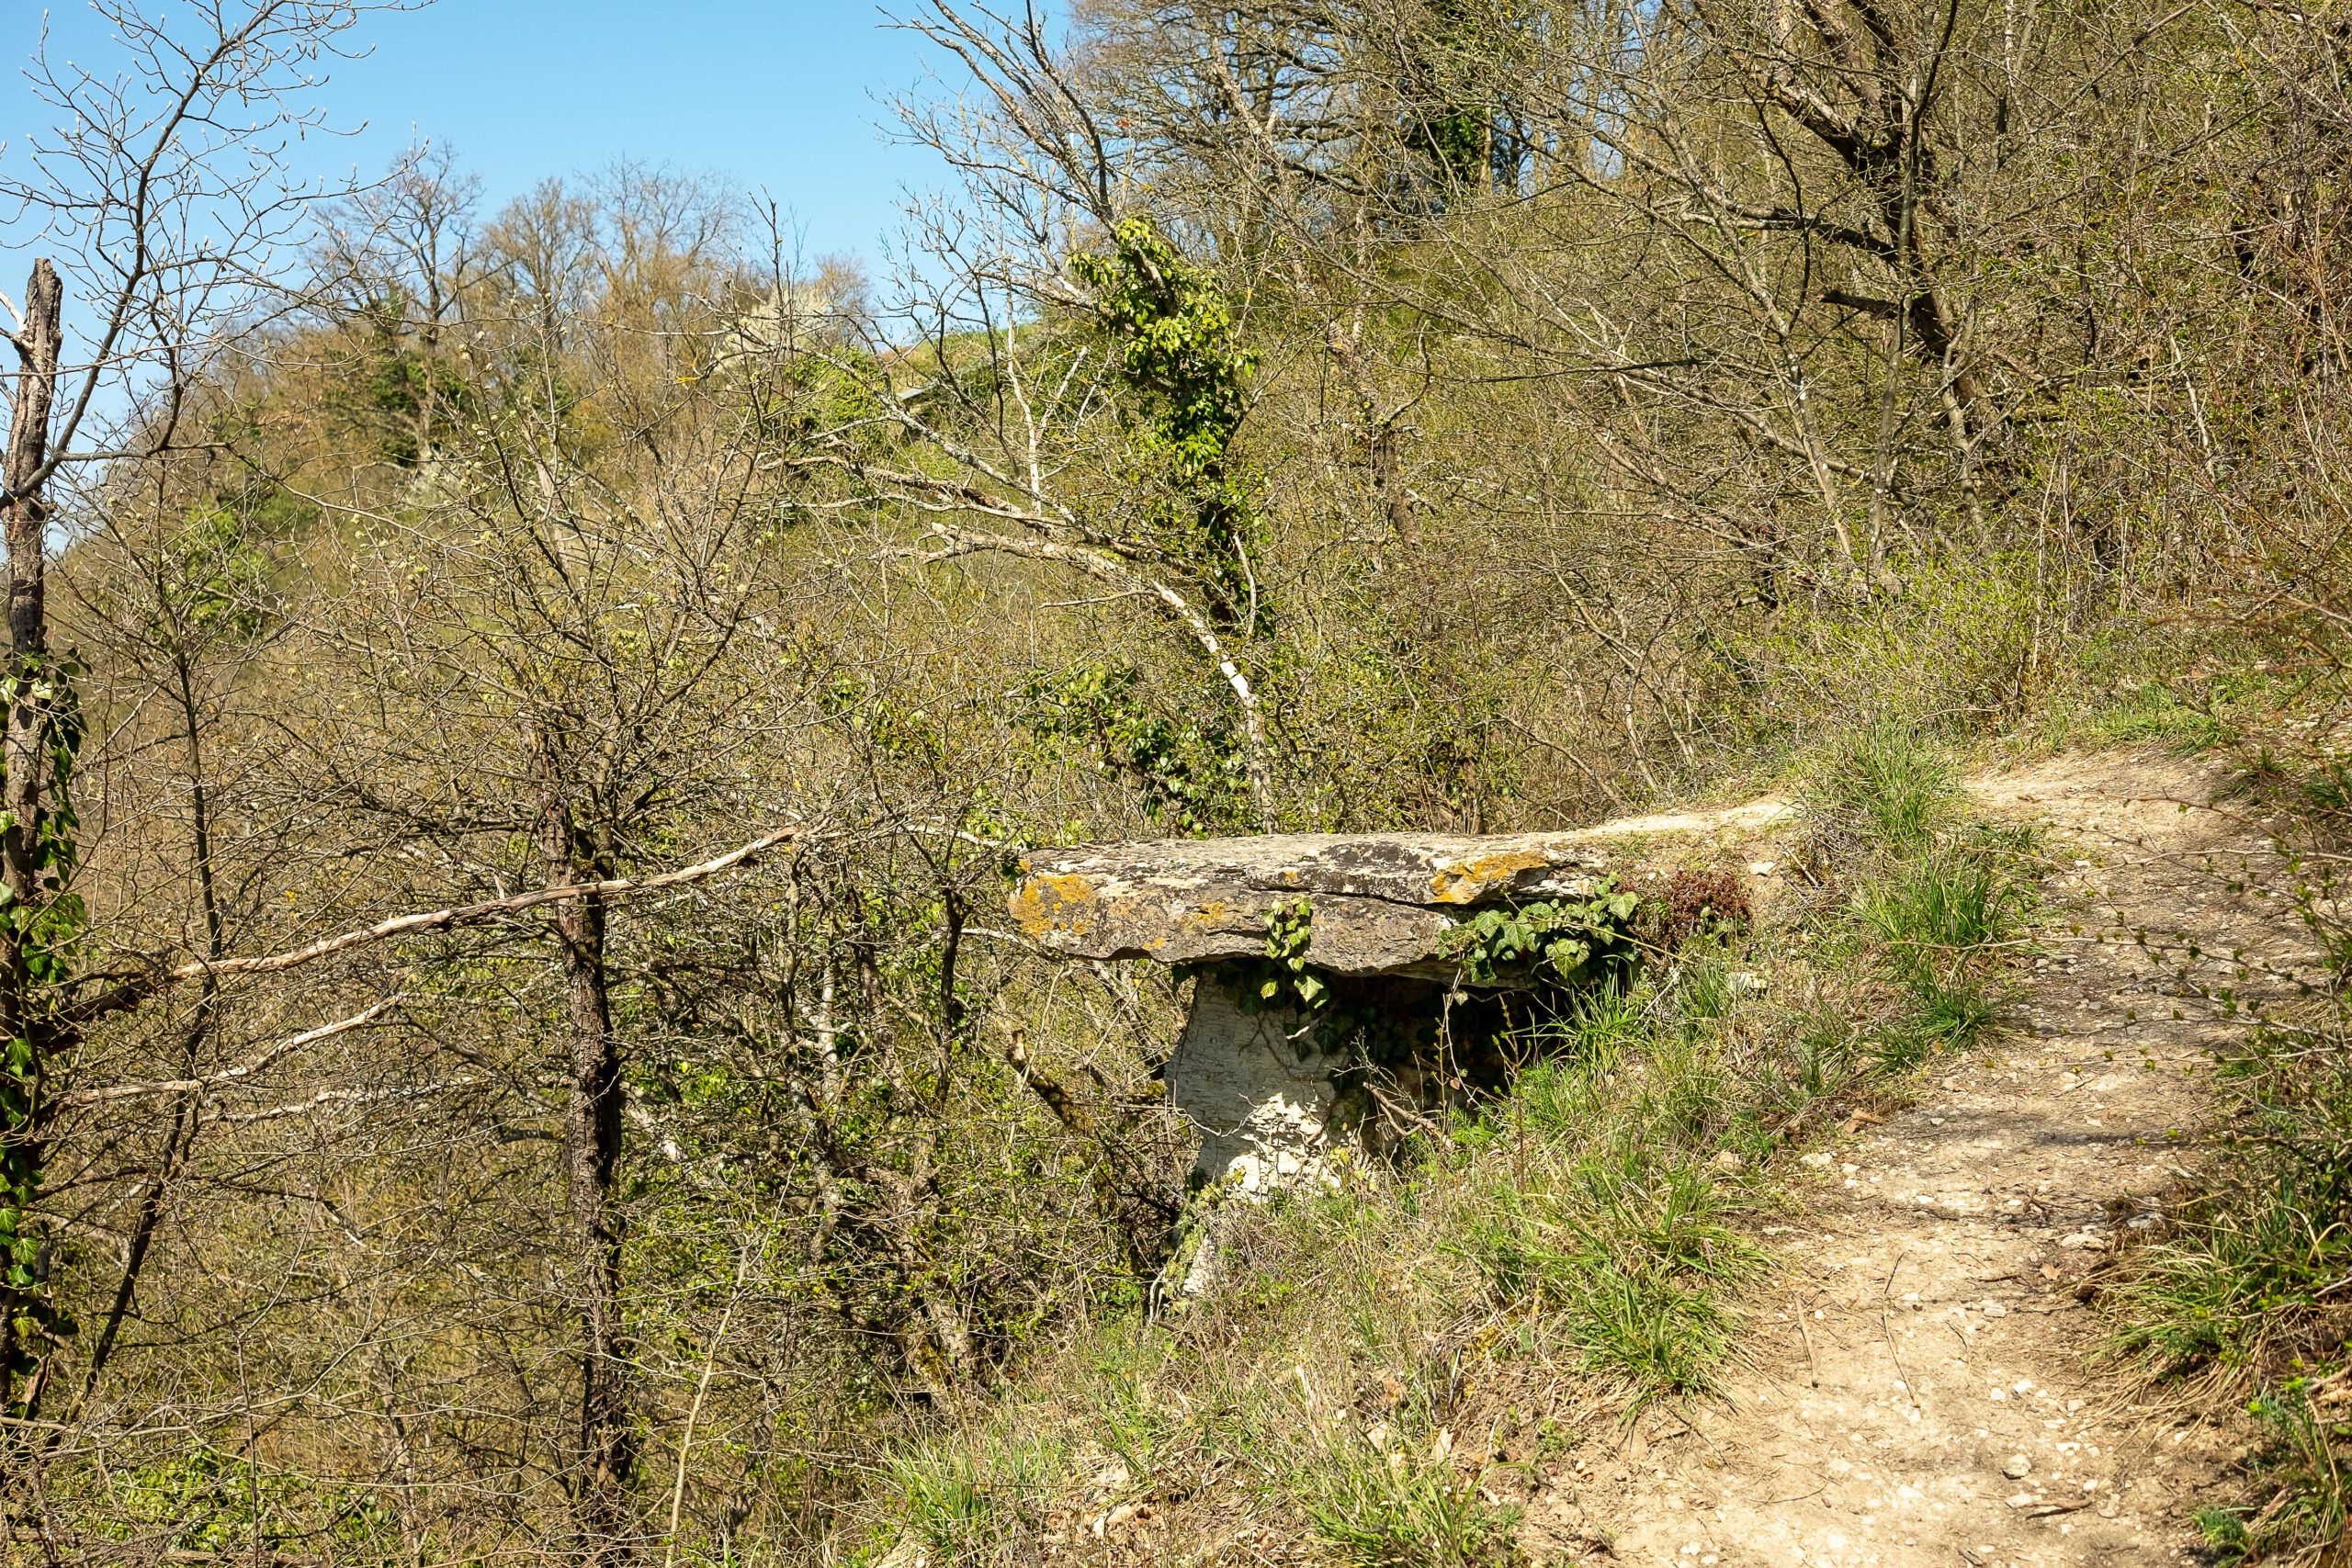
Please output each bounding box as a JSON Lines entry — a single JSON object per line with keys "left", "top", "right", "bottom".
{"left": 1285, "top": 1408, "right": 1521, "bottom": 1568}
{"left": 1804, "top": 721, "right": 1964, "bottom": 856}
{"left": 2115, "top": 1021, "right": 2352, "bottom": 1563}
{"left": 877, "top": 1433, "right": 1067, "bottom": 1565}
{"left": 1451, "top": 1055, "right": 1764, "bottom": 1402}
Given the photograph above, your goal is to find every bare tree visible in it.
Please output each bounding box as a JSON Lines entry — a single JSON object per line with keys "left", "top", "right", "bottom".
{"left": 0, "top": 0, "right": 443, "bottom": 1423}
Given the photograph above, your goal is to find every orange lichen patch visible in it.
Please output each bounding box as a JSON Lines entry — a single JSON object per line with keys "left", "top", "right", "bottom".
{"left": 1009, "top": 872, "right": 1102, "bottom": 938}
{"left": 1429, "top": 850, "right": 1554, "bottom": 904}
{"left": 1181, "top": 897, "right": 1248, "bottom": 931}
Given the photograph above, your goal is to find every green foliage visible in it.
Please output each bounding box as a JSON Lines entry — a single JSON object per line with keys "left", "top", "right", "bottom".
{"left": 1399, "top": 0, "right": 1503, "bottom": 193}
{"left": 326, "top": 287, "right": 473, "bottom": 468}
{"left": 2179, "top": 1382, "right": 2352, "bottom": 1565}
{"left": 1805, "top": 722, "right": 1963, "bottom": 857}
{"left": 0, "top": 652, "right": 84, "bottom": 1393}
{"left": 1797, "top": 727, "right": 2034, "bottom": 1066}
{"left": 1071, "top": 219, "right": 1260, "bottom": 621}
{"left": 1435, "top": 882, "right": 1642, "bottom": 988}
{"left": 100, "top": 1444, "right": 399, "bottom": 1557}
{"left": 2116, "top": 1010, "right": 2352, "bottom": 1380}
{"left": 824, "top": 673, "right": 950, "bottom": 767}
{"left": 1019, "top": 662, "right": 1251, "bottom": 834}
{"left": 2067, "top": 679, "right": 2233, "bottom": 750}
{"left": 1727, "top": 558, "right": 2099, "bottom": 746}
{"left": 1072, "top": 219, "right": 1252, "bottom": 495}
{"left": 1186, "top": 897, "right": 1356, "bottom": 1057}
{"left": 164, "top": 503, "right": 275, "bottom": 638}
{"left": 1225, "top": 894, "right": 1327, "bottom": 1012}
{"left": 1456, "top": 1153, "right": 1755, "bottom": 1400}
{"left": 1275, "top": 640, "right": 1523, "bottom": 833}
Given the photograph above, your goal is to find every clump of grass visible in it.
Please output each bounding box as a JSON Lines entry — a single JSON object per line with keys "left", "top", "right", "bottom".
{"left": 876, "top": 1431, "right": 1068, "bottom": 1565}
{"left": 1803, "top": 723, "right": 2036, "bottom": 1064}
{"left": 1859, "top": 838, "right": 2033, "bottom": 972}
{"left": 2186, "top": 1382, "right": 2352, "bottom": 1566}
{"left": 1854, "top": 829, "right": 2036, "bottom": 1060}
{"left": 2112, "top": 1018, "right": 2352, "bottom": 1562}
{"left": 1283, "top": 1412, "right": 1521, "bottom": 1568}
{"left": 1440, "top": 976, "right": 1772, "bottom": 1404}
{"left": 1453, "top": 1129, "right": 1759, "bottom": 1402}
{"left": 1090, "top": 1337, "right": 1182, "bottom": 1485}
{"left": 2118, "top": 1172, "right": 2352, "bottom": 1373}
{"left": 1805, "top": 721, "right": 1963, "bottom": 856}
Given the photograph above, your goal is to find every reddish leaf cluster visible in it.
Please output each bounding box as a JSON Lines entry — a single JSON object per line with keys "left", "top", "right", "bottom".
{"left": 1639, "top": 867, "right": 1753, "bottom": 950}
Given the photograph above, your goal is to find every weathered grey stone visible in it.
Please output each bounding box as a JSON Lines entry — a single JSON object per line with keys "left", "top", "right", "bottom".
{"left": 1009, "top": 830, "right": 1616, "bottom": 976}
{"left": 1163, "top": 986, "right": 1342, "bottom": 1297}
{"left": 1165, "top": 984, "right": 1337, "bottom": 1196}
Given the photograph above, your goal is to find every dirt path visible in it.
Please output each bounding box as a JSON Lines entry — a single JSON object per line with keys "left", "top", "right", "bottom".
{"left": 1528, "top": 749, "right": 2327, "bottom": 1567}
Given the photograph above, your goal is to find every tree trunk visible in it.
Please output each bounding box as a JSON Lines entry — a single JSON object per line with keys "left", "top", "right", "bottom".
{"left": 0, "top": 260, "right": 62, "bottom": 1416}
{"left": 538, "top": 769, "right": 634, "bottom": 1562}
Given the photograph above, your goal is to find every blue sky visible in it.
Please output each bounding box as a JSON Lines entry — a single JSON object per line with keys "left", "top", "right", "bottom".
{"left": 10, "top": 1, "right": 968, "bottom": 263}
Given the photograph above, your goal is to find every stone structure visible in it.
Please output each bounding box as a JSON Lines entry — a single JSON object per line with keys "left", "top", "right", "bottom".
{"left": 1011, "top": 821, "right": 1780, "bottom": 1190}
{"left": 1010, "top": 813, "right": 1789, "bottom": 1292}
{"left": 1009, "top": 830, "right": 1617, "bottom": 979}
{"left": 1160, "top": 982, "right": 1334, "bottom": 1198}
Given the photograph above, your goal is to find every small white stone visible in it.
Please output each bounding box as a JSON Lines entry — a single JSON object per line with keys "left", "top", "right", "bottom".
{"left": 2002, "top": 1453, "right": 2032, "bottom": 1480}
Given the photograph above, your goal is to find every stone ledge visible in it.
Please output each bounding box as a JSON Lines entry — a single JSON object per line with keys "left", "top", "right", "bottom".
{"left": 1010, "top": 804, "right": 1790, "bottom": 976}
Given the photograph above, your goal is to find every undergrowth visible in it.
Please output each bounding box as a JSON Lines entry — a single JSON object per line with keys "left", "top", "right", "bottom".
{"left": 854, "top": 728, "right": 2038, "bottom": 1565}
{"left": 2113, "top": 976, "right": 2352, "bottom": 1559}
{"left": 2101, "top": 728, "right": 2352, "bottom": 1565}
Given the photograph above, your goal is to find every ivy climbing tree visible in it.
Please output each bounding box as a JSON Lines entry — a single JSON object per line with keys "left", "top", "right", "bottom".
{"left": 798, "top": 211, "right": 1281, "bottom": 828}
{"left": 0, "top": 260, "right": 77, "bottom": 1414}
{"left": 1071, "top": 217, "right": 1262, "bottom": 630}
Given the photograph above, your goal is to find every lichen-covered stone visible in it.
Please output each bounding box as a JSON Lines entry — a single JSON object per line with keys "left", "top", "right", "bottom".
{"left": 1021, "top": 803, "right": 1798, "bottom": 1286}
{"left": 1009, "top": 831, "right": 1620, "bottom": 976}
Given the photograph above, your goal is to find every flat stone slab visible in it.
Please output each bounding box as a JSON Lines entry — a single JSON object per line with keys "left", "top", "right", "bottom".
{"left": 1011, "top": 830, "right": 1621, "bottom": 976}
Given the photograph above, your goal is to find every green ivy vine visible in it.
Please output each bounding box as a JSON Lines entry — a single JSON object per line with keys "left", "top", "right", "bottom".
{"left": 1070, "top": 218, "right": 1261, "bottom": 626}
{"left": 1434, "top": 881, "right": 1642, "bottom": 988}
{"left": 0, "top": 655, "right": 85, "bottom": 1395}
{"left": 1016, "top": 662, "right": 1252, "bottom": 837}
{"left": 1182, "top": 895, "right": 1326, "bottom": 1015}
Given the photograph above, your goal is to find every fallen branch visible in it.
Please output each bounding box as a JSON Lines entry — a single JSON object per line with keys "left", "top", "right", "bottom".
{"left": 69, "top": 828, "right": 798, "bottom": 1024}
{"left": 56, "top": 998, "right": 400, "bottom": 1106}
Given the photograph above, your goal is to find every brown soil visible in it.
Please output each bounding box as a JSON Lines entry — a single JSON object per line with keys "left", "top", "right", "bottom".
{"left": 1526, "top": 748, "right": 2324, "bottom": 1567}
